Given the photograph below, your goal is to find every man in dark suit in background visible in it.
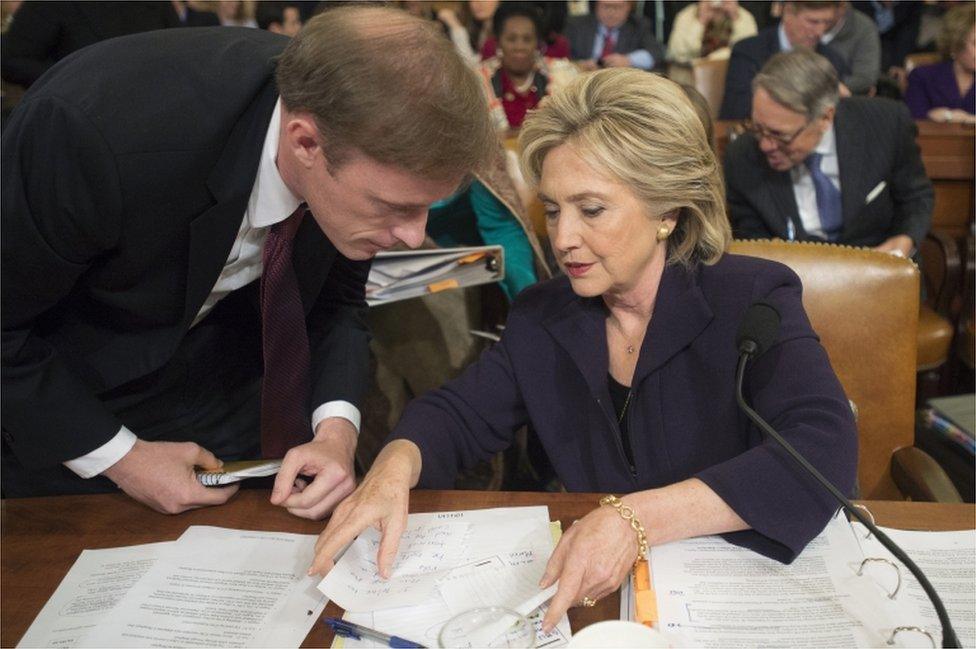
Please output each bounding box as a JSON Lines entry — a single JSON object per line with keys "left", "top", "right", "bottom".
{"left": 1, "top": 6, "right": 495, "bottom": 517}
{"left": 725, "top": 49, "right": 932, "bottom": 257}
{"left": 0, "top": 1, "right": 181, "bottom": 89}
{"left": 565, "top": 0, "right": 665, "bottom": 71}
{"left": 719, "top": 0, "right": 851, "bottom": 119}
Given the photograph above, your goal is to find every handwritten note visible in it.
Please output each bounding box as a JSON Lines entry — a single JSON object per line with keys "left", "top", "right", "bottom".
{"left": 439, "top": 521, "right": 557, "bottom": 618}
{"left": 318, "top": 521, "right": 469, "bottom": 612}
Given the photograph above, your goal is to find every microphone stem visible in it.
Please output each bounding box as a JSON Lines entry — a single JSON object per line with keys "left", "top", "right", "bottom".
{"left": 735, "top": 354, "right": 960, "bottom": 648}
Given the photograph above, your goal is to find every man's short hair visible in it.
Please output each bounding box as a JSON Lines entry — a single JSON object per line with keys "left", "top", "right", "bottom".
{"left": 752, "top": 49, "right": 840, "bottom": 120}
{"left": 276, "top": 5, "right": 495, "bottom": 178}
{"left": 784, "top": 1, "right": 841, "bottom": 13}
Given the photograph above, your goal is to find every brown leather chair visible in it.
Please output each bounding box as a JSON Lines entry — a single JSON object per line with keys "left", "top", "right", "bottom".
{"left": 917, "top": 231, "right": 960, "bottom": 398}
{"left": 729, "top": 239, "right": 962, "bottom": 501}
{"left": 691, "top": 57, "right": 729, "bottom": 120}
{"left": 904, "top": 52, "right": 942, "bottom": 75}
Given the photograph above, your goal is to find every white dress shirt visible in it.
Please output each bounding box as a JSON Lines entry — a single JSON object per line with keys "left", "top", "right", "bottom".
{"left": 65, "top": 100, "right": 360, "bottom": 479}
{"left": 790, "top": 125, "right": 841, "bottom": 240}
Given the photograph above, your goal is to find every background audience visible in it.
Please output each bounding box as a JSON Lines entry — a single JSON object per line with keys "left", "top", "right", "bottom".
{"left": 564, "top": 0, "right": 664, "bottom": 71}
{"left": 821, "top": 1, "right": 881, "bottom": 95}
{"left": 256, "top": 1, "right": 303, "bottom": 36}
{"left": 905, "top": 2, "right": 975, "bottom": 124}
{"left": 0, "top": 1, "right": 181, "bottom": 88}
{"left": 725, "top": 49, "right": 932, "bottom": 257}
{"left": 478, "top": 2, "right": 578, "bottom": 131}
{"left": 0, "top": 0, "right": 970, "bottom": 500}
{"left": 719, "top": 0, "right": 849, "bottom": 119}
{"left": 667, "top": 0, "right": 757, "bottom": 64}
{"left": 854, "top": 0, "right": 922, "bottom": 77}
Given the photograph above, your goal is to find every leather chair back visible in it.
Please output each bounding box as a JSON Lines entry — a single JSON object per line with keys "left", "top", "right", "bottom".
{"left": 729, "top": 240, "right": 919, "bottom": 499}
{"left": 692, "top": 57, "right": 729, "bottom": 119}
{"left": 904, "top": 52, "right": 941, "bottom": 75}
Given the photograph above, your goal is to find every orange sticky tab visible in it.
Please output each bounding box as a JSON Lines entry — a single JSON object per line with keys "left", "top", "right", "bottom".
{"left": 635, "top": 590, "right": 658, "bottom": 626}
{"left": 634, "top": 560, "right": 658, "bottom": 626}
{"left": 634, "top": 559, "right": 652, "bottom": 590}
{"left": 427, "top": 279, "right": 460, "bottom": 293}
{"left": 458, "top": 252, "right": 487, "bottom": 264}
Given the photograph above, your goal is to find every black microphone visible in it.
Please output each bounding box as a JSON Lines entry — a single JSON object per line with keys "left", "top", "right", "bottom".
{"left": 734, "top": 301, "right": 960, "bottom": 648}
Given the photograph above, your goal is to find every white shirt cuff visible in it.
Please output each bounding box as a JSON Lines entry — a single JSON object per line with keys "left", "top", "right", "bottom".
{"left": 311, "top": 400, "right": 361, "bottom": 435}
{"left": 63, "top": 426, "right": 138, "bottom": 479}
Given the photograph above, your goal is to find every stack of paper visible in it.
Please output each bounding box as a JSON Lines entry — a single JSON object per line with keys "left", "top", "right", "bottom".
{"left": 620, "top": 512, "right": 976, "bottom": 648}
{"left": 366, "top": 246, "right": 504, "bottom": 306}
{"left": 18, "top": 527, "right": 328, "bottom": 648}
{"left": 318, "top": 506, "right": 573, "bottom": 648}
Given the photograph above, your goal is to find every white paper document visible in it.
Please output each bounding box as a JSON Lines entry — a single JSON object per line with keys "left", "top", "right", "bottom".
{"left": 366, "top": 246, "right": 504, "bottom": 306}
{"left": 651, "top": 513, "right": 892, "bottom": 648}
{"left": 17, "top": 542, "right": 171, "bottom": 648}
{"left": 326, "top": 507, "right": 572, "bottom": 648}
{"left": 853, "top": 523, "right": 976, "bottom": 648}
{"left": 438, "top": 521, "right": 558, "bottom": 618}
{"left": 318, "top": 520, "right": 470, "bottom": 612}
{"left": 631, "top": 513, "right": 976, "bottom": 649}
{"left": 74, "top": 526, "right": 327, "bottom": 648}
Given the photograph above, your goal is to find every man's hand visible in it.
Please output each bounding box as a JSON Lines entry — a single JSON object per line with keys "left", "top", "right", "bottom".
{"left": 577, "top": 59, "right": 599, "bottom": 72}
{"left": 874, "top": 234, "right": 914, "bottom": 258}
{"left": 309, "top": 440, "right": 421, "bottom": 578}
{"left": 102, "top": 440, "right": 239, "bottom": 514}
{"left": 602, "top": 53, "right": 631, "bottom": 68}
{"left": 269, "top": 417, "right": 357, "bottom": 520}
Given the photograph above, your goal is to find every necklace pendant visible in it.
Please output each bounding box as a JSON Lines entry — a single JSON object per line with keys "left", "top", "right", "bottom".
{"left": 626, "top": 345, "right": 635, "bottom": 354}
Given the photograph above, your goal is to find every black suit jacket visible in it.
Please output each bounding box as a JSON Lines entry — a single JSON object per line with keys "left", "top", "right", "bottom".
{"left": 1, "top": 28, "right": 371, "bottom": 469}
{"left": 0, "top": 1, "right": 181, "bottom": 87}
{"left": 564, "top": 14, "right": 665, "bottom": 68}
{"left": 719, "top": 26, "right": 851, "bottom": 120}
{"left": 724, "top": 97, "right": 933, "bottom": 248}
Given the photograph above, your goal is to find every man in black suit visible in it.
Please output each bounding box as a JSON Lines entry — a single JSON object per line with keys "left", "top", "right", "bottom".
{"left": 719, "top": 0, "right": 851, "bottom": 119}
{"left": 1, "top": 6, "right": 495, "bottom": 517}
{"left": 565, "top": 0, "right": 665, "bottom": 72}
{"left": 724, "top": 50, "right": 932, "bottom": 256}
{"left": 0, "top": 1, "right": 181, "bottom": 88}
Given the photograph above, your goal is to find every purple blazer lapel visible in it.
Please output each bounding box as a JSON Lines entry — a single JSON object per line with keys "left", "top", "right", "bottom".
{"left": 633, "top": 263, "right": 713, "bottom": 387}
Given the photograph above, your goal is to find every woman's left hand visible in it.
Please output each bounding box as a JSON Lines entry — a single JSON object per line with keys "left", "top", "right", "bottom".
{"left": 539, "top": 503, "right": 638, "bottom": 632}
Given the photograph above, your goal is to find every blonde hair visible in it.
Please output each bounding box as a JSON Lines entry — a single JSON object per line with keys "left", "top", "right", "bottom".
{"left": 276, "top": 5, "right": 495, "bottom": 178}
{"left": 938, "top": 3, "right": 975, "bottom": 61}
{"left": 519, "top": 68, "right": 730, "bottom": 268}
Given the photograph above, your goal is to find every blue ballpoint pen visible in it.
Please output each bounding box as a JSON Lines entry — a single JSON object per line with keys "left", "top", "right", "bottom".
{"left": 323, "top": 617, "right": 426, "bottom": 648}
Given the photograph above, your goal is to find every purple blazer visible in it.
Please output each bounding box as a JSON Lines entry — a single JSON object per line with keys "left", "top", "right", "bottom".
{"left": 905, "top": 61, "right": 976, "bottom": 118}
{"left": 389, "top": 254, "right": 858, "bottom": 563}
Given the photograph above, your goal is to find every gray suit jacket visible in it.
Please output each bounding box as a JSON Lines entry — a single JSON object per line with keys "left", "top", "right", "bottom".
{"left": 826, "top": 8, "right": 882, "bottom": 95}
{"left": 725, "top": 97, "right": 933, "bottom": 248}
{"left": 564, "top": 14, "right": 664, "bottom": 68}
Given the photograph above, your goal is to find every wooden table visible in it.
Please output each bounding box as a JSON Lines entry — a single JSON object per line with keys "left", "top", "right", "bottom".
{"left": 2, "top": 491, "right": 973, "bottom": 647}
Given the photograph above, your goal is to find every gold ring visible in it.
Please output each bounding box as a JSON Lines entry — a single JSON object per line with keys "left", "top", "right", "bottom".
{"left": 580, "top": 596, "right": 597, "bottom": 607}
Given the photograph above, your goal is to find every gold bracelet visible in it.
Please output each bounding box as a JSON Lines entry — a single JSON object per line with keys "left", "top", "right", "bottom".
{"left": 599, "top": 494, "right": 648, "bottom": 564}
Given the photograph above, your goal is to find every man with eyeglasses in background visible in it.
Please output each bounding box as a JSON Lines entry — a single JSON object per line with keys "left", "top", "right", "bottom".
{"left": 720, "top": 0, "right": 850, "bottom": 119}
{"left": 724, "top": 49, "right": 931, "bottom": 259}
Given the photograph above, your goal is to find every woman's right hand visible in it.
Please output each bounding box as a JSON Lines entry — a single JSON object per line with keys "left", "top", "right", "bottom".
{"left": 308, "top": 440, "right": 422, "bottom": 579}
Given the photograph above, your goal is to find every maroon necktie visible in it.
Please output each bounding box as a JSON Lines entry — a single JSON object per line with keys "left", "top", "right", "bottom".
{"left": 260, "top": 206, "right": 312, "bottom": 458}
{"left": 600, "top": 30, "right": 616, "bottom": 59}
